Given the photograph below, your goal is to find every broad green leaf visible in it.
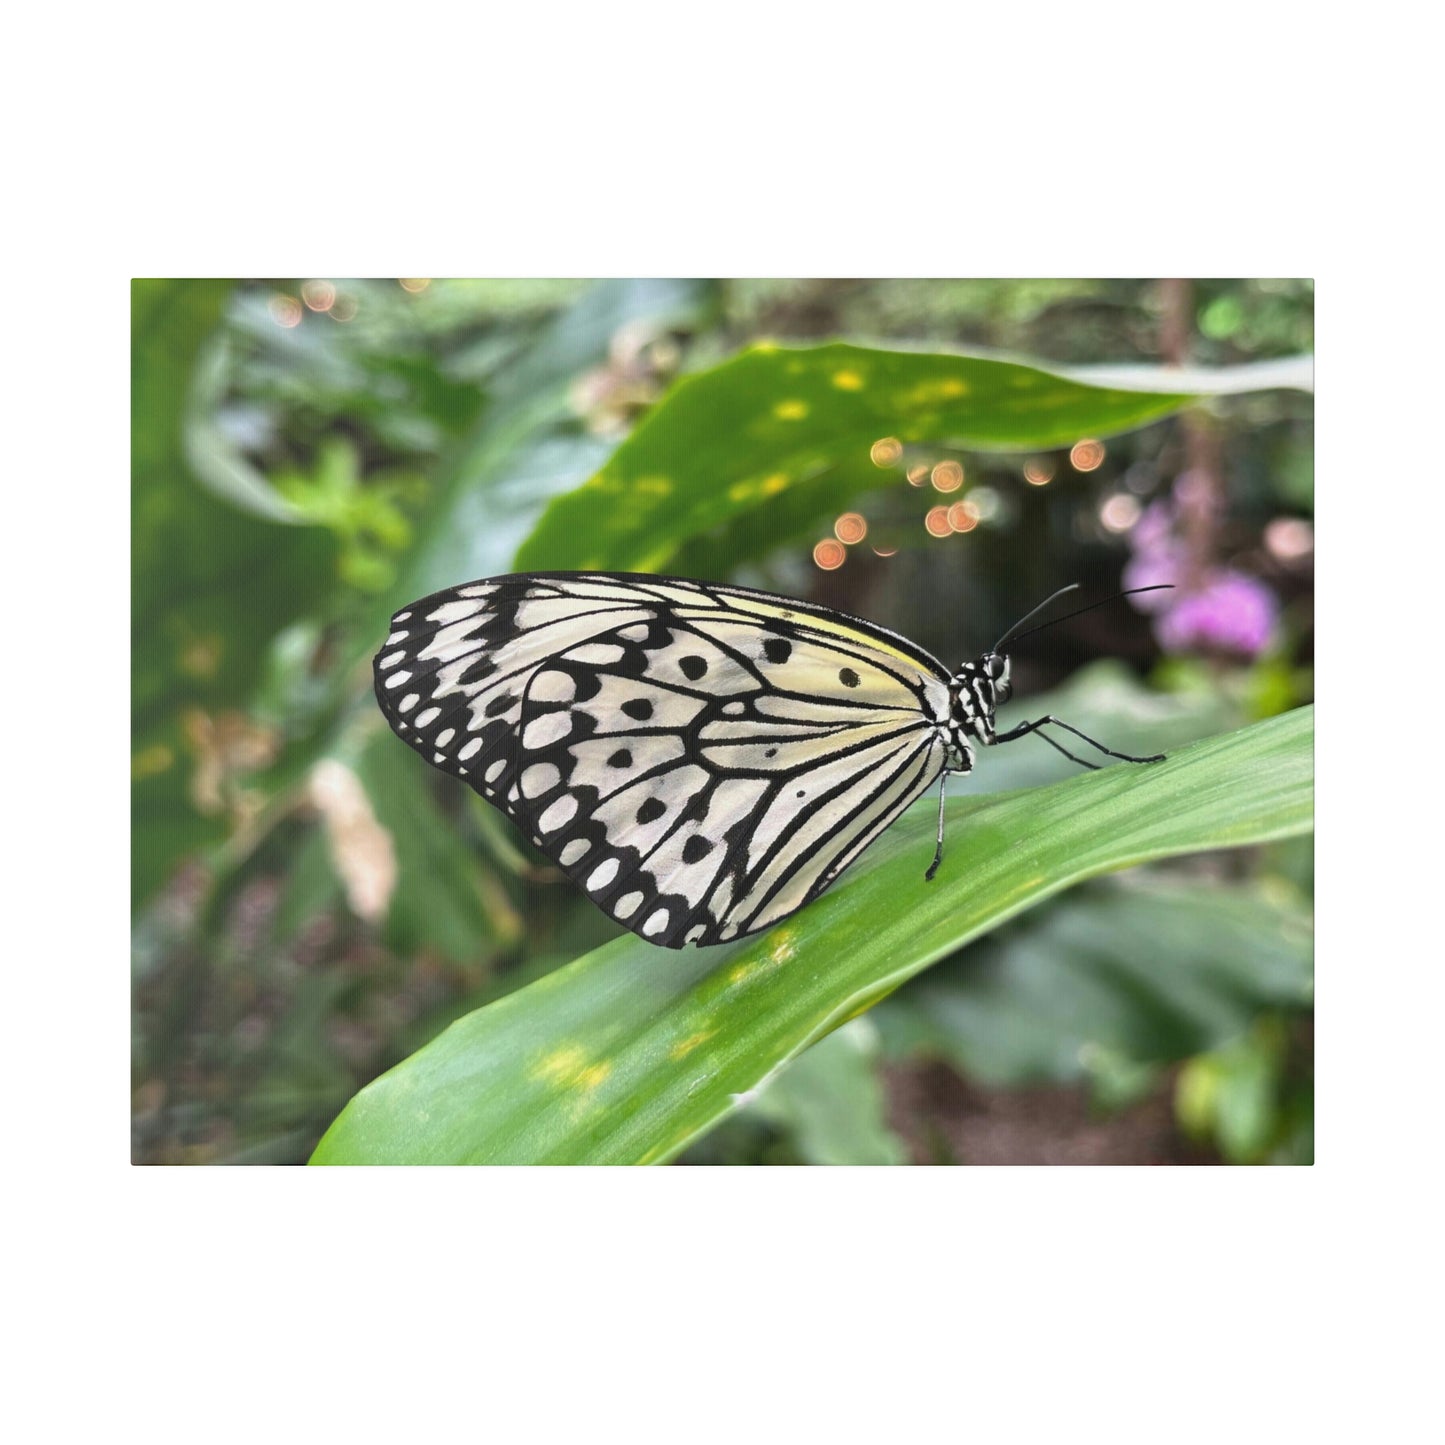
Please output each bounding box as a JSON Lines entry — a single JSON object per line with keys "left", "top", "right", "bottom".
{"left": 514, "top": 342, "right": 1191, "bottom": 573}
{"left": 311, "top": 706, "right": 1312, "bottom": 1165}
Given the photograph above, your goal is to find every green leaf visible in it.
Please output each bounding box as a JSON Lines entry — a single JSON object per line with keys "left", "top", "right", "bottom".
{"left": 311, "top": 706, "right": 1312, "bottom": 1165}
{"left": 514, "top": 342, "right": 1191, "bottom": 573}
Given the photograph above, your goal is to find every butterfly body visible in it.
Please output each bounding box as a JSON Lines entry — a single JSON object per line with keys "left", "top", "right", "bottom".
{"left": 374, "top": 572, "right": 1160, "bottom": 949}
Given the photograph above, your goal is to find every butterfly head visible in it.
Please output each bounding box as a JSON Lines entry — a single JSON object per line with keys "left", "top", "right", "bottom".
{"left": 981, "top": 650, "right": 1012, "bottom": 705}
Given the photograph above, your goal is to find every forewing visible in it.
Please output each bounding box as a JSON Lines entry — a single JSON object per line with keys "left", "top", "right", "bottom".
{"left": 374, "top": 573, "right": 951, "bottom": 947}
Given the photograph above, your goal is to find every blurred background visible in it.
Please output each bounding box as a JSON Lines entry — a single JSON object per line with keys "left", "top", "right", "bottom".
{"left": 132, "top": 278, "right": 1313, "bottom": 1165}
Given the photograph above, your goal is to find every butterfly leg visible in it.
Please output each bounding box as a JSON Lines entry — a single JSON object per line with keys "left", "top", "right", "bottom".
{"left": 993, "top": 716, "right": 1165, "bottom": 768}
{"left": 925, "top": 769, "right": 950, "bottom": 882}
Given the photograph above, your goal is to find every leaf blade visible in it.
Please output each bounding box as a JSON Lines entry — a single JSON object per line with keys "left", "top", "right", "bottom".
{"left": 514, "top": 342, "right": 1191, "bottom": 573}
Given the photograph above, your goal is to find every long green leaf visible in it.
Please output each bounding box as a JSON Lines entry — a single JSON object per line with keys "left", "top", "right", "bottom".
{"left": 311, "top": 706, "right": 1312, "bottom": 1165}
{"left": 514, "top": 342, "right": 1190, "bottom": 573}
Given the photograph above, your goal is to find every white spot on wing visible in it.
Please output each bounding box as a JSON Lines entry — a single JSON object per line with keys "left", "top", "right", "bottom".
{"left": 522, "top": 763, "right": 561, "bottom": 798}
{"left": 428, "top": 600, "right": 483, "bottom": 623}
{"left": 588, "top": 859, "right": 619, "bottom": 891}
{"left": 568, "top": 643, "right": 627, "bottom": 666}
{"left": 539, "top": 795, "right": 578, "bottom": 833}
{"left": 530, "top": 670, "right": 576, "bottom": 703}
{"left": 523, "top": 712, "right": 573, "bottom": 750}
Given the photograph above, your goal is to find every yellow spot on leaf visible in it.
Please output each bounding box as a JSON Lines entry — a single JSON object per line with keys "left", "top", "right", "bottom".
{"left": 632, "top": 544, "right": 678, "bottom": 572}
{"left": 760, "top": 472, "right": 789, "bottom": 496}
{"left": 728, "top": 479, "right": 756, "bottom": 502}
{"left": 752, "top": 339, "right": 778, "bottom": 354}
{"left": 634, "top": 474, "right": 673, "bottom": 497}
{"left": 767, "top": 930, "right": 798, "bottom": 966}
{"left": 773, "top": 399, "right": 809, "bottom": 420}
{"left": 530, "top": 1044, "right": 588, "bottom": 1086}
{"left": 670, "top": 1030, "right": 717, "bottom": 1061}
{"left": 530, "top": 1045, "right": 614, "bottom": 1099}
{"left": 899, "top": 377, "right": 969, "bottom": 408}
{"left": 831, "top": 370, "right": 865, "bottom": 391}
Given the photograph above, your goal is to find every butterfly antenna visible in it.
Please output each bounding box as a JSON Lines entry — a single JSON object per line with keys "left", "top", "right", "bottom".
{"left": 998, "top": 584, "right": 1174, "bottom": 651}
{"left": 993, "top": 584, "right": 1080, "bottom": 652}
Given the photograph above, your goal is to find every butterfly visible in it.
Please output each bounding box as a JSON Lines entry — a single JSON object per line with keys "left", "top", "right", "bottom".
{"left": 373, "top": 572, "right": 1168, "bottom": 948}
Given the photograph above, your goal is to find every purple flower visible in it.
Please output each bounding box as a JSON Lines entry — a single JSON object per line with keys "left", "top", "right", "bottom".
{"left": 1123, "top": 548, "right": 1183, "bottom": 610}
{"left": 1155, "top": 569, "right": 1278, "bottom": 658}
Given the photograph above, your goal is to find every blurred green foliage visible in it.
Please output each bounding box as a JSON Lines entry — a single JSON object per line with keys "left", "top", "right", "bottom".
{"left": 131, "top": 278, "right": 1313, "bottom": 1166}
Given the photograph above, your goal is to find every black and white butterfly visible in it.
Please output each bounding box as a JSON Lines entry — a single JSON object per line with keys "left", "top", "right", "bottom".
{"left": 373, "top": 572, "right": 1166, "bottom": 948}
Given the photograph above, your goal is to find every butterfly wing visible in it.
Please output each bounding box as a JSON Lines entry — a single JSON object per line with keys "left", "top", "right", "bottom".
{"left": 374, "top": 573, "right": 952, "bottom": 947}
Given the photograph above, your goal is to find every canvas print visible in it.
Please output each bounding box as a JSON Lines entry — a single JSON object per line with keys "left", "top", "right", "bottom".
{"left": 131, "top": 279, "right": 1314, "bottom": 1165}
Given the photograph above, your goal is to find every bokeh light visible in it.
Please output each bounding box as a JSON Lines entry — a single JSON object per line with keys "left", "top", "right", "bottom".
{"left": 947, "top": 500, "right": 980, "bottom": 533}
{"left": 813, "top": 538, "right": 846, "bottom": 570}
{"left": 268, "top": 294, "right": 303, "bottom": 328}
{"left": 834, "top": 512, "right": 868, "bottom": 544}
{"left": 931, "top": 460, "right": 965, "bottom": 493}
{"left": 329, "top": 295, "right": 358, "bottom": 322}
{"left": 1070, "top": 439, "right": 1106, "bottom": 472}
{"left": 906, "top": 464, "right": 930, "bottom": 487}
{"left": 1023, "top": 458, "right": 1055, "bottom": 486}
{"left": 872, "top": 545, "right": 898, "bottom": 557}
{"left": 398, "top": 278, "right": 431, "bottom": 294}
{"left": 1100, "top": 494, "right": 1142, "bottom": 533}
{"left": 967, "top": 486, "right": 1001, "bottom": 521}
{"left": 870, "top": 436, "right": 903, "bottom": 467}
{"left": 301, "top": 279, "right": 337, "bottom": 312}
{"left": 1265, "top": 517, "right": 1314, "bottom": 562}
{"left": 924, "top": 506, "right": 952, "bottom": 537}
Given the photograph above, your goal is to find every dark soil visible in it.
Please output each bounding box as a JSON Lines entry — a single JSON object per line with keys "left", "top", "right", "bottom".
{"left": 883, "top": 1062, "right": 1218, "bottom": 1166}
